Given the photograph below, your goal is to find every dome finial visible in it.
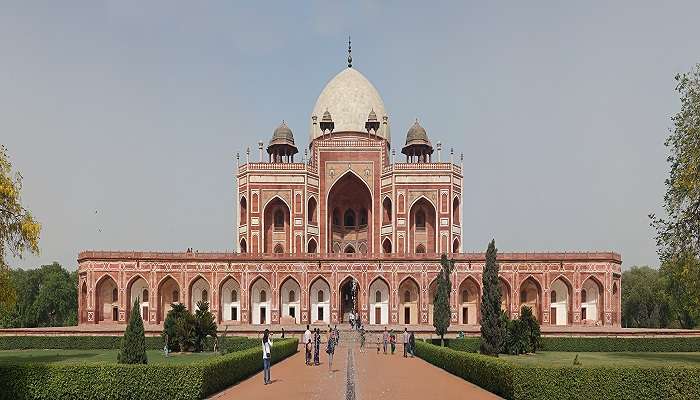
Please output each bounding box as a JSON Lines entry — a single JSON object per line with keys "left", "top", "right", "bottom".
{"left": 347, "top": 36, "right": 352, "bottom": 68}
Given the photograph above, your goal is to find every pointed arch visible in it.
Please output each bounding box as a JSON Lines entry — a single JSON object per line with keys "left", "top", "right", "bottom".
{"left": 126, "top": 274, "right": 149, "bottom": 323}
{"left": 94, "top": 274, "right": 118, "bottom": 324}
{"left": 279, "top": 275, "right": 301, "bottom": 324}
{"left": 549, "top": 275, "right": 573, "bottom": 325}
{"left": 307, "top": 237, "right": 318, "bottom": 253}
{"left": 263, "top": 195, "right": 291, "bottom": 254}
{"left": 156, "top": 274, "right": 181, "bottom": 324}
{"left": 249, "top": 275, "right": 272, "bottom": 324}
{"left": 409, "top": 195, "right": 437, "bottom": 254}
{"left": 326, "top": 170, "right": 374, "bottom": 254}
{"left": 307, "top": 196, "right": 318, "bottom": 224}
{"left": 188, "top": 275, "right": 211, "bottom": 312}
{"left": 458, "top": 275, "right": 481, "bottom": 324}
{"left": 344, "top": 244, "right": 356, "bottom": 253}
{"left": 240, "top": 196, "right": 248, "bottom": 224}
{"left": 519, "top": 275, "right": 542, "bottom": 321}
{"left": 382, "top": 237, "right": 392, "bottom": 254}
{"left": 398, "top": 276, "right": 420, "bottom": 324}
{"left": 309, "top": 275, "right": 331, "bottom": 324}
{"left": 368, "top": 276, "right": 390, "bottom": 325}
{"left": 239, "top": 238, "right": 247, "bottom": 253}
{"left": 80, "top": 281, "right": 88, "bottom": 324}
{"left": 452, "top": 195, "right": 460, "bottom": 225}
{"left": 499, "top": 276, "right": 511, "bottom": 316}
{"left": 219, "top": 275, "right": 241, "bottom": 322}
{"left": 382, "top": 196, "right": 392, "bottom": 224}
{"left": 581, "top": 275, "right": 604, "bottom": 324}
{"left": 452, "top": 238, "right": 460, "bottom": 253}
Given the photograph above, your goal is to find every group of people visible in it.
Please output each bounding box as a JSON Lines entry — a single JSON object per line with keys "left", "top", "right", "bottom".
{"left": 377, "top": 327, "right": 416, "bottom": 357}
{"left": 303, "top": 324, "right": 340, "bottom": 371}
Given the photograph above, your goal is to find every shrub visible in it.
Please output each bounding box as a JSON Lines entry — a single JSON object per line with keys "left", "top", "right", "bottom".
{"left": 0, "top": 335, "right": 255, "bottom": 352}
{"left": 193, "top": 301, "right": 217, "bottom": 352}
{"left": 449, "top": 336, "right": 700, "bottom": 353}
{"left": 0, "top": 338, "right": 298, "bottom": 400}
{"left": 418, "top": 340, "right": 700, "bottom": 400}
{"left": 504, "top": 318, "right": 529, "bottom": 355}
{"left": 162, "top": 303, "right": 195, "bottom": 352}
{"left": 117, "top": 298, "right": 147, "bottom": 364}
{"left": 519, "top": 306, "right": 540, "bottom": 352}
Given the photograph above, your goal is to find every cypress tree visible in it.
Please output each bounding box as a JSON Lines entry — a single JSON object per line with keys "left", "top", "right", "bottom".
{"left": 118, "top": 298, "right": 148, "bottom": 364}
{"left": 480, "top": 239, "right": 502, "bottom": 356}
{"left": 433, "top": 254, "right": 454, "bottom": 346}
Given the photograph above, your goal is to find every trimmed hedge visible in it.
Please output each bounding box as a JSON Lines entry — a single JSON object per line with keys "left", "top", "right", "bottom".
{"left": 415, "top": 341, "right": 514, "bottom": 398}
{"left": 447, "top": 336, "right": 700, "bottom": 353}
{"left": 0, "top": 338, "right": 298, "bottom": 400}
{"left": 0, "top": 335, "right": 258, "bottom": 352}
{"left": 417, "top": 341, "right": 700, "bottom": 400}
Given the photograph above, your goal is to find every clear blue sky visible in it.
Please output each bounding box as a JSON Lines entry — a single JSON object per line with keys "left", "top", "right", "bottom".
{"left": 3, "top": 1, "right": 699, "bottom": 270}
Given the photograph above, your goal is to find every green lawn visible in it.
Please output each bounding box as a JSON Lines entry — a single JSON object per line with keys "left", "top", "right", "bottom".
{"left": 0, "top": 349, "right": 217, "bottom": 365}
{"left": 500, "top": 351, "right": 700, "bottom": 367}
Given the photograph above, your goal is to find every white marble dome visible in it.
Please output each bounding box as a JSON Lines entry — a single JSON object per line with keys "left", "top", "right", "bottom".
{"left": 310, "top": 68, "right": 389, "bottom": 142}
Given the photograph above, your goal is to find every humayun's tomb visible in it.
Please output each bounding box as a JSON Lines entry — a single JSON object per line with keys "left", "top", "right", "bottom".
{"left": 76, "top": 54, "right": 622, "bottom": 330}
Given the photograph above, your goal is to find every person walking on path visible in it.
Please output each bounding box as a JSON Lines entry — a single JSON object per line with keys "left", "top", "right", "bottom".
{"left": 403, "top": 328, "right": 409, "bottom": 357}
{"left": 376, "top": 332, "right": 381, "bottom": 353}
{"left": 303, "top": 325, "right": 312, "bottom": 365}
{"left": 325, "top": 327, "right": 336, "bottom": 372}
{"left": 390, "top": 330, "right": 396, "bottom": 355}
{"left": 359, "top": 327, "right": 366, "bottom": 351}
{"left": 313, "top": 328, "right": 320, "bottom": 366}
{"left": 334, "top": 325, "right": 340, "bottom": 346}
{"left": 382, "top": 327, "right": 389, "bottom": 354}
{"left": 408, "top": 331, "right": 416, "bottom": 357}
{"left": 262, "top": 329, "right": 273, "bottom": 385}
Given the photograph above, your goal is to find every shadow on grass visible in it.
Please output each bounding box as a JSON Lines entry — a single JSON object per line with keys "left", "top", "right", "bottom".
{"left": 0, "top": 351, "right": 103, "bottom": 365}
{"left": 604, "top": 352, "right": 700, "bottom": 365}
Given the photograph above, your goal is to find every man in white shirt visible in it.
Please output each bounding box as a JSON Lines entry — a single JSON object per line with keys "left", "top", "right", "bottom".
{"left": 303, "top": 325, "right": 312, "bottom": 365}
{"left": 403, "top": 328, "right": 410, "bottom": 357}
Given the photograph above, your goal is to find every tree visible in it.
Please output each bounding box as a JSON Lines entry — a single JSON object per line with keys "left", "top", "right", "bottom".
{"left": 621, "top": 266, "right": 671, "bottom": 328}
{"left": 433, "top": 254, "right": 454, "bottom": 346}
{"left": 162, "top": 302, "right": 194, "bottom": 352}
{"left": 0, "top": 263, "right": 77, "bottom": 328}
{"left": 519, "top": 306, "right": 541, "bottom": 353}
{"left": 117, "top": 298, "right": 148, "bottom": 364}
{"left": 193, "top": 301, "right": 217, "bottom": 352}
{"left": 0, "top": 146, "right": 41, "bottom": 312}
{"left": 660, "top": 254, "right": 700, "bottom": 328}
{"left": 650, "top": 64, "right": 700, "bottom": 327}
{"left": 480, "top": 239, "right": 502, "bottom": 356}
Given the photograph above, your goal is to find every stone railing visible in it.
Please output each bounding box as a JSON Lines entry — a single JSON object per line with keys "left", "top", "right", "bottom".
{"left": 383, "top": 163, "right": 462, "bottom": 174}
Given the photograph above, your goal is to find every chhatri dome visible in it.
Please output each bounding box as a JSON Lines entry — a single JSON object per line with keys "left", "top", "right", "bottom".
{"left": 310, "top": 67, "right": 390, "bottom": 142}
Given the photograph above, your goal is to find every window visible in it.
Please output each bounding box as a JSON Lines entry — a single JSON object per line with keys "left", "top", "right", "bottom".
{"left": 416, "top": 210, "right": 426, "bottom": 229}
{"left": 274, "top": 209, "right": 284, "bottom": 230}
{"left": 382, "top": 197, "right": 392, "bottom": 224}
{"left": 143, "top": 289, "right": 149, "bottom": 302}
{"left": 260, "top": 290, "right": 267, "bottom": 302}
{"left": 274, "top": 244, "right": 284, "bottom": 253}
{"left": 112, "top": 288, "right": 118, "bottom": 302}
{"left": 307, "top": 239, "right": 317, "bottom": 253}
{"left": 172, "top": 290, "right": 179, "bottom": 303}
{"left": 240, "top": 238, "right": 247, "bottom": 253}
{"left": 550, "top": 290, "right": 557, "bottom": 303}
{"left": 231, "top": 290, "right": 238, "bottom": 302}
{"left": 317, "top": 290, "right": 324, "bottom": 302}
{"left": 202, "top": 289, "right": 208, "bottom": 302}
{"left": 288, "top": 290, "right": 295, "bottom": 302}
{"left": 404, "top": 290, "right": 411, "bottom": 303}
{"left": 416, "top": 244, "right": 426, "bottom": 254}
{"left": 520, "top": 290, "right": 527, "bottom": 303}
{"left": 462, "top": 290, "right": 469, "bottom": 303}
{"left": 581, "top": 289, "right": 587, "bottom": 303}
{"left": 375, "top": 290, "right": 382, "bottom": 303}
{"left": 332, "top": 208, "right": 340, "bottom": 225}
{"left": 231, "top": 307, "right": 238, "bottom": 321}
{"left": 289, "top": 306, "right": 295, "bottom": 318}
{"left": 240, "top": 197, "right": 247, "bottom": 223}
{"left": 307, "top": 197, "right": 317, "bottom": 224}
{"left": 359, "top": 208, "right": 368, "bottom": 226}
{"left": 344, "top": 209, "right": 356, "bottom": 227}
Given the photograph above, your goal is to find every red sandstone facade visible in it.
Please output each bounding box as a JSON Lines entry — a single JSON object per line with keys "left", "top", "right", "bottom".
{"left": 77, "top": 65, "right": 622, "bottom": 328}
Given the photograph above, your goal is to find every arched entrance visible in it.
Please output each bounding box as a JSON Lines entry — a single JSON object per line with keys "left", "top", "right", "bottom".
{"left": 189, "top": 276, "right": 210, "bottom": 312}
{"left": 409, "top": 198, "right": 436, "bottom": 253}
{"left": 499, "top": 278, "right": 511, "bottom": 316}
{"left": 263, "top": 197, "right": 290, "bottom": 253}
{"left": 328, "top": 172, "right": 372, "bottom": 254}
{"left": 250, "top": 277, "right": 271, "bottom": 324}
{"left": 126, "top": 276, "right": 149, "bottom": 323}
{"left": 398, "top": 277, "right": 420, "bottom": 324}
{"left": 369, "top": 277, "right": 389, "bottom": 325}
{"left": 279, "top": 277, "right": 301, "bottom": 324}
{"left": 309, "top": 277, "right": 331, "bottom": 324}
{"left": 80, "top": 282, "right": 88, "bottom": 324}
{"left": 581, "top": 276, "right": 604, "bottom": 324}
{"left": 157, "top": 276, "right": 180, "bottom": 323}
{"left": 220, "top": 277, "right": 241, "bottom": 322}
{"left": 339, "top": 276, "right": 359, "bottom": 323}
{"left": 458, "top": 277, "right": 480, "bottom": 325}
{"left": 549, "top": 277, "right": 572, "bottom": 325}
{"left": 95, "top": 275, "right": 118, "bottom": 323}
{"left": 519, "top": 277, "right": 542, "bottom": 321}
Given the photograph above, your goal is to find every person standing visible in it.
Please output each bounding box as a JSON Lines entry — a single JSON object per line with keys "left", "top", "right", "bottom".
{"left": 382, "top": 327, "right": 389, "bottom": 355}
{"left": 325, "top": 327, "right": 336, "bottom": 372}
{"left": 334, "top": 325, "right": 340, "bottom": 346}
{"left": 408, "top": 331, "right": 416, "bottom": 357}
{"left": 390, "top": 330, "right": 396, "bottom": 355}
{"left": 376, "top": 332, "right": 381, "bottom": 354}
{"left": 403, "top": 328, "right": 409, "bottom": 357}
{"left": 303, "top": 325, "right": 312, "bottom": 365}
{"left": 359, "top": 327, "right": 366, "bottom": 351}
{"left": 313, "top": 328, "right": 320, "bottom": 366}
{"left": 262, "top": 329, "right": 273, "bottom": 385}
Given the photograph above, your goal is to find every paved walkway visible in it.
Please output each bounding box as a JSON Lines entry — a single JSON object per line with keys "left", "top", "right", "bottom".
{"left": 209, "top": 338, "right": 501, "bottom": 400}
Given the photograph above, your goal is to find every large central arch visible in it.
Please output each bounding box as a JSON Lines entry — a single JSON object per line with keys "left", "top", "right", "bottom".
{"left": 327, "top": 172, "right": 372, "bottom": 254}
